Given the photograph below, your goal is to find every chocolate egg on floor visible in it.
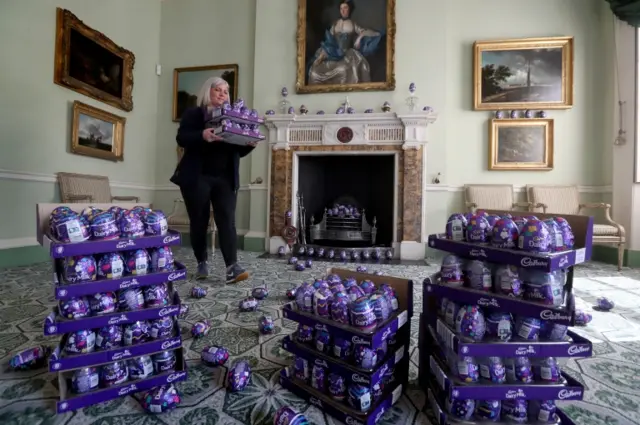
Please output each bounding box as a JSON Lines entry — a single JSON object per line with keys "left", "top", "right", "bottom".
{"left": 294, "top": 263, "right": 305, "bottom": 271}
{"left": 191, "top": 320, "right": 211, "bottom": 338}
{"left": 596, "top": 296, "right": 615, "bottom": 311}
{"left": 574, "top": 310, "right": 592, "bottom": 326}
{"left": 304, "top": 259, "right": 312, "bottom": 268}
{"left": 191, "top": 286, "right": 207, "bottom": 299}
{"left": 286, "top": 286, "right": 297, "bottom": 300}
{"left": 251, "top": 286, "right": 269, "bottom": 300}
{"left": 259, "top": 315, "right": 275, "bottom": 334}
{"left": 239, "top": 297, "right": 259, "bottom": 312}
{"left": 277, "top": 246, "right": 286, "bottom": 256}
{"left": 141, "top": 384, "right": 181, "bottom": 414}
{"left": 288, "top": 256, "right": 298, "bottom": 265}
{"left": 201, "top": 345, "right": 230, "bottom": 366}
{"left": 227, "top": 360, "right": 251, "bottom": 392}
{"left": 273, "top": 406, "right": 309, "bottom": 425}
{"left": 9, "top": 345, "right": 51, "bottom": 371}
{"left": 356, "top": 265, "right": 367, "bottom": 273}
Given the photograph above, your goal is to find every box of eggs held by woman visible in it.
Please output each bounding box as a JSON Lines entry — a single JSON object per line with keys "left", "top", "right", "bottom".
{"left": 205, "top": 99, "right": 266, "bottom": 146}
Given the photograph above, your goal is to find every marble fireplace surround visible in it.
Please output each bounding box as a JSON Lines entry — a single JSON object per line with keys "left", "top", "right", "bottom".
{"left": 264, "top": 111, "right": 437, "bottom": 260}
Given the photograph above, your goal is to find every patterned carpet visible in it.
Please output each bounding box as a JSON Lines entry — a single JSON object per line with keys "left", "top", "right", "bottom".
{"left": 0, "top": 248, "right": 639, "bottom": 425}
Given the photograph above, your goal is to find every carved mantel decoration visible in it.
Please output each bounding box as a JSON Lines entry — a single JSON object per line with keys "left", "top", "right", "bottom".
{"left": 265, "top": 111, "right": 437, "bottom": 260}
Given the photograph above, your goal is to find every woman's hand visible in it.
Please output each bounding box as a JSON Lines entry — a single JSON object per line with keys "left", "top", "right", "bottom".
{"left": 202, "top": 128, "right": 224, "bottom": 142}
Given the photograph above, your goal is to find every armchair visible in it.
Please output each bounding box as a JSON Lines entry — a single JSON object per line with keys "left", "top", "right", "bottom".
{"left": 527, "top": 185, "right": 625, "bottom": 270}
{"left": 464, "top": 184, "right": 531, "bottom": 213}
{"left": 57, "top": 172, "right": 139, "bottom": 203}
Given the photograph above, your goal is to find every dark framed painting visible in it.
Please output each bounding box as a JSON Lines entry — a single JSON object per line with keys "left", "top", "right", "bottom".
{"left": 172, "top": 64, "right": 239, "bottom": 122}
{"left": 54, "top": 8, "right": 135, "bottom": 112}
{"left": 71, "top": 101, "right": 126, "bottom": 162}
{"left": 489, "top": 118, "right": 554, "bottom": 171}
{"left": 474, "top": 37, "right": 573, "bottom": 110}
{"left": 296, "top": 0, "right": 396, "bottom": 94}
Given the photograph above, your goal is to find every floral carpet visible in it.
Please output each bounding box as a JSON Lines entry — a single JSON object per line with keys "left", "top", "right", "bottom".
{"left": 0, "top": 248, "right": 639, "bottom": 425}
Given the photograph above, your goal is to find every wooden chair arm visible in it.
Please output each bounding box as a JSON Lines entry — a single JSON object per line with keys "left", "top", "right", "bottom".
{"left": 112, "top": 196, "right": 139, "bottom": 202}
{"left": 512, "top": 201, "right": 532, "bottom": 211}
{"left": 465, "top": 201, "right": 477, "bottom": 212}
{"left": 68, "top": 194, "right": 93, "bottom": 202}
{"left": 169, "top": 198, "right": 185, "bottom": 217}
{"left": 534, "top": 203, "right": 548, "bottom": 213}
{"left": 579, "top": 203, "right": 626, "bottom": 237}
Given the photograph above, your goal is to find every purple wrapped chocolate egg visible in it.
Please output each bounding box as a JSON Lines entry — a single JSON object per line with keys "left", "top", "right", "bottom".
{"left": 379, "top": 283, "right": 395, "bottom": 298}
{"left": 150, "top": 316, "right": 174, "bottom": 339}
{"left": 152, "top": 350, "right": 176, "bottom": 373}
{"left": 490, "top": 218, "right": 519, "bottom": 249}
{"left": 502, "top": 399, "right": 528, "bottom": 422}
{"left": 350, "top": 296, "right": 377, "bottom": 331}
{"left": 143, "top": 210, "right": 168, "bottom": 236}
{"left": 440, "top": 254, "right": 464, "bottom": 286}
{"left": 515, "top": 316, "right": 542, "bottom": 340}
{"left": 124, "top": 321, "right": 150, "bottom": 345}
{"left": 315, "top": 330, "right": 331, "bottom": 353}
{"left": 9, "top": 345, "right": 51, "bottom": 370}
{"left": 494, "top": 265, "right": 523, "bottom": 297}
{"left": 543, "top": 218, "right": 566, "bottom": 252}
{"left": 486, "top": 312, "right": 513, "bottom": 342}
{"left": 369, "top": 292, "right": 391, "bottom": 322}
{"left": 64, "top": 256, "right": 97, "bottom": 283}
{"left": 277, "top": 246, "right": 286, "bottom": 256}
{"left": 518, "top": 219, "right": 551, "bottom": 253}
{"left": 286, "top": 286, "right": 297, "bottom": 300}
{"left": 294, "top": 356, "right": 309, "bottom": 382}
{"left": 338, "top": 250, "right": 348, "bottom": 261}
{"left": 191, "top": 320, "right": 211, "bottom": 338}
{"left": 313, "top": 286, "right": 332, "bottom": 317}
{"left": 330, "top": 292, "right": 350, "bottom": 324}
{"left": 485, "top": 214, "right": 501, "bottom": 230}
{"left": 96, "top": 325, "right": 123, "bottom": 350}
{"left": 343, "top": 277, "right": 357, "bottom": 289}
{"left": 535, "top": 357, "right": 561, "bottom": 382}
{"left": 128, "top": 355, "right": 154, "bottom": 380}
{"left": 356, "top": 265, "right": 367, "bottom": 273}
{"left": 385, "top": 250, "right": 393, "bottom": 260}
{"left": 447, "top": 398, "right": 475, "bottom": 420}
{"left": 348, "top": 384, "right": 372, "bottom": 412}
{"left": 51, "top": 213, "right": 90, "bottom": 243}
{"left": 294, "top": 263, "right": 305, "bottom": 271}
{"left": 317, "top": 247, "right": 326, "bottom": 257}
{"left": 596, "top": 296, "right": 615, "bottom": 311}
{"left": 351, "top": 251, "right": 360, "bottom": 261}
{"left": 313, "top": 278, "right": 328, "bottom": 290}
{"left": 90, "top": 211, "right": 120, "bottom": 240}
{"left": 297, "top": 246, "right": 306, "bottom": 256}
{"left": 465, "top": 260, "right": 492, "bottom": 291}
{"left": 144, "top": 283, "right": 170, "bottom": 308}
{"left": 328, "top": 373, "right": 346, "bottom": 401}
{"left": 455, "top": 305, "right": 486, "bottom": 341}
{"left": 141, "top": 384, "right": 181, "bottom": 414}
{"left": 326, "top": 273, "right": 340, "bottom": 285}
{"left": 521, "top": 269, "right": 565, "bottom": 306}
{"left": 297, "top": 324, "right": 314, "bottom": 344}
{"left": 456, "top": 356, "right": 479, "bottom": 382}
{"left": 445, "top": 213, "right": 467, "bottom": 241}
{"left": 295, "top": 284, "right": 314, "bottom": 313}
{"left": 445, "top": 301, "right": 461, "bottom": 328}
{"left": 191, "top": 286, "right": 207, "bottom": 299}
{"left": 274, "top": 406, "right": 309, "bottom": 425}
{"left": 347, "top": 284, "right": 366, "bottom": 303}
{"left": 306, "top": 247, "right": 315, "bottom": 256}
{"left": 71, "top": 367, "right": 100, "bottom": 394}
{"left": 228, "top": 360, "right": 251, "bottom": 392}
{"left": 544, "top": 322, "right": 569, "bottom": 341}
{"left": 304, "top": 259, "right": 312, "bottom": 268}
{"left": 475, "top": 400, "right": 501, "bottom": 421}
{"left": 512, "top": 216, "right": 527, "bottom": 232}
{"left": 553, "top": 216, "right": 575, "bottom": 249}
{"left": 371, "top": 249, "right": 381, "bottom": 261}
{"left": 252, "top": 286, "right": 269, "bottom": 300}
{"left": 59, "top": 296, "right": 91, "bottom": 319}
{"left": 118, "top": 287, "right": 145, "bottom": 311}
{"left": 259, "top": 315, "right": 275, "bottom": 334}
{"left": 201, "top": 345, "right": 230, "bottom": 366}
{"left": 124, "top": 249, "right": 150, "bottom": 276}
{"left": 361, "top": 251, "right": 371, "bottom": 261}
{"left": 149, "top": 246, "right": 175, "bottom": 272}
{"left": 359, "top": 279, "right": 376, "bottom": 295}
{"left": 531, "top": 400, "right": 557, "bottom": 423}
{"left": 329, "top": 283, "right": 345, "bottom": 294}
{"left": 480, "top": 356, "right": 506, "bottom": 384}
{"left": 89, "top": 292, "right": 117, "bottom": 315}
{"left": 332, "top": 337, "right": 352, "bottom": 360}
{"left": 574, "top": 309, "right": 592, "bottom": 326}
{"left": 466, "top": 215, "right": 491, "bottom": 243}
{"left": 327, "top": 249, "right": 335, "bottom": 259}
{"left": 354, "top": 345, "right": 378, "bottom": 369}
{"left": 239, "top": 296, "right": 259, "bottom": 312}
{"left": 64, "top": 329, "right": 96, "bottom": 355}
{"left": 507, "top": 357, "right": 533, "bottom": 383}
{"left": 119, "top": 209, "right": 145, "bottom": 238}
{"left": 97, "top": 252, "right": 125, "bottom": 280}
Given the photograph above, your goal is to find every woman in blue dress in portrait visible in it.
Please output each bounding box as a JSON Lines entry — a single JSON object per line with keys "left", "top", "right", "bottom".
{"left": 308, "top": 0, "right": 383, "bottom": 85}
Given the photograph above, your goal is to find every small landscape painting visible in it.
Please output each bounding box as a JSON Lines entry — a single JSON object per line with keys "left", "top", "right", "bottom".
{"left": 474, "top": 37, "right": 573, "bottom": 110}
{"left": 172, "top": 64, "right": 238, "bottom": 121}
{"left": 489, "top": 118, "right": 553, "bottom": 171}
{"left": 71, "top": 101, "right": 125, "bottom": 162}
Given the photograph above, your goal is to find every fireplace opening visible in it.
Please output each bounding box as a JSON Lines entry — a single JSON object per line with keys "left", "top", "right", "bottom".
{"left": 297, "top": 154, "right": 395, "bottom": 247}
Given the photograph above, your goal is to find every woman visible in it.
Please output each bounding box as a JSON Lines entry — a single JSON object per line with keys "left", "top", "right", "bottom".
{"left": 170, "top": 76, "right": 255, "bottom": 283}
{"left": 308, "top": 0, "right": 382, "bottom": 85}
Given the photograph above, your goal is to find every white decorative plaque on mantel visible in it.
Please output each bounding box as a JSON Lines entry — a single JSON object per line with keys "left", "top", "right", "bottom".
{"left": 264, "top": 112, "right": 437, "bottom": 150}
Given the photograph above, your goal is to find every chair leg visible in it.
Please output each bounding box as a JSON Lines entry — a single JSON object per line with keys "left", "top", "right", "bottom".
{"left": 210, "top": 227, "right": 216, "bottom": 257}
{"left": 617, "top": 242, "right": 625, "bottom": 271}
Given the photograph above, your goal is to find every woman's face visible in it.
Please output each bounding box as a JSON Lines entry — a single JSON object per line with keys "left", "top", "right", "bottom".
{"left": 339, "top": 3, "right": 350, "bottom": 18}
{"left": 209, "top": 83, "right": 229, "bottom": 107}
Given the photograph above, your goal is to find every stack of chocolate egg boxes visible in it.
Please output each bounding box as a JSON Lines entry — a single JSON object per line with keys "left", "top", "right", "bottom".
{"left": 279, "top": 267, "right": 413, "bottom": 425}
{"left": 419, "top": 209, "right": 595, "bottom": 424}
{"left": 36, "top": 203, "right": 188, "bottom": 414}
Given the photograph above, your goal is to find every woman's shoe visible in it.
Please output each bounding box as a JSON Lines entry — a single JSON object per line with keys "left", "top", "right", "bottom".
{"left": 195, "top": 261, "right": 209, "bottom": 280}
{"left": 226, "top": 263, "right": 249, "bottom": 284}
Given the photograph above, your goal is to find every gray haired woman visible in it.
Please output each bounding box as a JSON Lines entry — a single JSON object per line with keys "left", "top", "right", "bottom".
{"left": 170, "top": 76, "right": 256, "bottom": 283}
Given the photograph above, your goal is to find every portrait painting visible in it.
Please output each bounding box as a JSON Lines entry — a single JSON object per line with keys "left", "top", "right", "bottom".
{"left": 54, "top": 8, "right": 135, "bottom": 112}
{"left": 489, "top": 118, "right": 554, "bottom": 171}
{"left": 474, "top": 37, "right": 573, "bottom": 110}
{"left": 172, "top": 64, "right": 238, "bottom": 121}
{"left": 296, "top": 0, "right": 396, "bottom": 94}
{"left": 71, "top": 101, "right": 125, "bottom": 162}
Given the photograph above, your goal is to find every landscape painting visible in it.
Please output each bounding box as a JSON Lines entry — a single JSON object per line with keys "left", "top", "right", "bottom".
{"left": 489, "top": 118, "right": 554, "bottom": 171}
{"left": 71, "top": 101, "right": 125, "bottom": 162}
{"left": 172, "top": 64, "right": 238, "bottom": 121}
{"left": 474, "top": 37, "right": 573, "bottom": 110}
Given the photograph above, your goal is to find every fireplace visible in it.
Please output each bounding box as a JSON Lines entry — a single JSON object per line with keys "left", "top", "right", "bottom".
{"left": 297, "top": 154, "right": 396, "bottom": 247}
{"left": 265, "top": 111, "right": 437, "bottom": 260}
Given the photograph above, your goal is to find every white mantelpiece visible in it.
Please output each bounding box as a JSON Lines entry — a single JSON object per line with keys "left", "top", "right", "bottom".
{"left": 264, "top": 111, "right": 438, "bottom": 261}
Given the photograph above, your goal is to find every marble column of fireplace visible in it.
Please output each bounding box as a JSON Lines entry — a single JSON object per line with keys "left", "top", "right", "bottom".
{"left": 265, "top": 112, "right": 437, "bottom": 260}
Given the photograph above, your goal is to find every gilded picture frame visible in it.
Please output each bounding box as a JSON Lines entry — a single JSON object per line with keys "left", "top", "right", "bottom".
{"left": 54, "top": 8, "right": 135, "bottom": 112}
{"left": 71, "top": 101, "right": 126, "bottom": 162}
{"left": 474, "top": 37, "right": 573, "bottom": 110}
{"left": 295, "top": 0, "right": 396, "bottom": 94}
{"left": 489, "top": 118, "right": 554, "bottom": 171}
{"left": 172, "top": 64, "right": 239, "bottom": 122}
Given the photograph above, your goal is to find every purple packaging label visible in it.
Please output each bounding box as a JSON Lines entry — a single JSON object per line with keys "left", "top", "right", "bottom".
{"left": 152, "top": 350, "right": 176, "bottom": 373}
{"left": 446, "top": 215, "right": 467, "bottom": 241}
{"left": 515, "top": 317, "right": 541, "bottom": 341}
{"left": 294, "top": 357, "right": 309, "bottom": 381}
{"left": 311, "top": 365, "right": 326, "bottom": 391}
{"left": 479, "top": 357, "right": 506, "bottom": 384}
{"left": 457, "top": 356, "right": 479, "bottom": 382}
{"left": 502, "top": 399, "right": 528, "bottom": 422}
{"left": 486, "top": 312, "right": 512, "bottom": 342}
{"left": 347, "top": 384, "right": 372, "bottom": 412}
{"left": 100, "top": 360, "right": 129, "bottom": 387}
{"left": 440, "top": 265, "right": 464, "bottom": 285}
{"left": 328, "top": 373, "right": 346, "bottom": 401}
{"left": 536, "top": 357, "right": 561, "bottom": 382}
